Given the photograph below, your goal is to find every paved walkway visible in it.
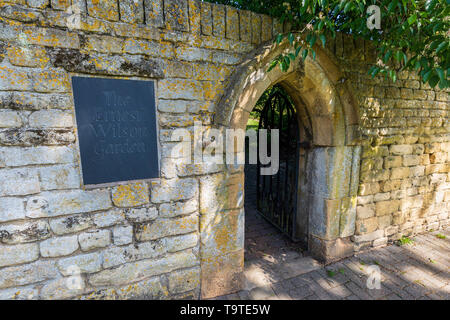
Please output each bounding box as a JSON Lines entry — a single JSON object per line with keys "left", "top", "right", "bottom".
{"left": 219, "top": 213, "right": 449, "bottom": 300}
{"left": 214, "top": 167, "right": 450, "bottom": 300}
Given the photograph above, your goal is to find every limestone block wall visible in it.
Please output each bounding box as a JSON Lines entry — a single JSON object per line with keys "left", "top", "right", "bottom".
{"left": 333, "top": 35, "right": 450, "bottom": 249}
{"left": 0, "top": 0, "right": 274, "bottom": 300}
{"left": 0, "top": 0, "right": 448, "bottom": 300}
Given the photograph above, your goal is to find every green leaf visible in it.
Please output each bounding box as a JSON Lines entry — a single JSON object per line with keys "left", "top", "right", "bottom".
{"left": 383, "top": 50, "right": 392, "bottom": 63}
{"left": 308, "top": 35, "right": 316, "bottom": 47}
{"left": 295, "top": 45, "right": 302, "bottom": 57}
{"left": 267, "top": 59, "right": 278, "bottom": 73}
{"left": 301, "top": 49, "right": 308, "bottom": 61}
{"left": 436, "top": 68, "right": 445, "bottom": 82}
{"left": 318, "top": 20, "right": 324, "bottom": 31}
{"left": 344, "top": 2, "right": 352, "bottom": 13}
{"left": 407, "top": 14, "right": 417, "bottom": 25}
{"left": 423, "top": 69, "right": 433, "bottom": 83}
{"left": 276, "top": 34, "right": 283, "bottom": 45}
{"left": 288, "top": 33, "right": 294, "bottom": 45}
{"left": 319, "top": 34, "right": 326, "bottom": 47}
{"left": 436, "top": 41, "right": 447, "bottom": 54}
{"left": 429, "top": 75, "right": 440, "bottom": 88}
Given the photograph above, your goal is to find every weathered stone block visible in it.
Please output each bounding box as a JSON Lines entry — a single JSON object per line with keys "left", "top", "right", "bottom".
{"left": 125, "top": 206, "right": 158, "bottom": 223}
{"left": 40, "top": 190, "right": 112, "bottom": 217}
{"left": 49, "top": 214, "right": 93, "bottom": 235}
{"left": 102, "top": 240, "right": 165, "bottom": 268}
{"left": 384, "top": 156, "right": 402, "bottom": 169}
{"left": 358, "top": 182, "right": 380, "bottom": 196}
{"left": 93, "top": 209, "right": 126, "bottom": 228}
{"left": 0, "top": 197, "right": 25, "bottom": 223}
{"left": 151, "top": 178, "right": 198, "bottom": 203}
{"left": 356, "top": 217, "right": 378, "bottom": 234}
{"left": 159, "top": 198, "right": 197, "bottom": 218}
{"left": 79, "top": 230, "right": 111, "bottom": 251}
{"left": 39, "top": 164, "right": 80, "bottom": 190}
{"left": 200, "top": 208, "right": 243, "bottom": 258}
{"left": 175, "top": 45, "right": 212, "bottom": 62}
{"left": 0, "top": 168, "right": 40, "bottom": 196}
{"left": 165, "top": 232, "right": 198, "bottom": 253}
{"left": 84, "top": 276, "right": 166, "bottom": 300}
{"left": 158, "top": 79, "right": 204, "bottom": 100}
{"left": 374, "top": 192, "right": 391, "bottom": 202}
{"left": 212, "top": 3, "right": 225, "bottom": 37}
{"left": 27, "top": 0, "right": 49, "bottom": 9}
{"left": 113, "top": 225, "right": 133, "bottom": 245}
{"left": 50, "top": 0, "right": 70, "bottom": 10}
{"left": 57, "top": 252, "right": 102, "bottom": 276}
{"left": 144, "top": 0, "right": 163, "bottom": 27}
{"left": 123, "top": 38, "right": 173, "bottom": 58}
{"left": 40, "top": 277, "right": 84, "bottom": 300}
{"left": 200, "top": 1, "right": 212, "bottom": 35}
{"left": 390, "top": 144, "right": 413, "bottom": 155}
{"left": 239, "top": 10, "right": 251, "bottom": 42}
{"left": 250, "top": 12, "right": 261, "bottom": 44}
{"left": 308, "top": 236, "right": 354, "bottom": 263}
{"left": 0, "top": 65, "right": 32, "bottom": 91}
{"left": 199, "top": 172, "right": 244, "bottom": 214}
{"left": 135, "top": 214, "right": 198, "bottom": 241}
{"left": 168, "top": 267, "right": 200, "bottom": 294}
{"left": 377, "top": 215, "right": 392, "bottom": 229}
{"left": 261, "top": 15, "right": 272, "bottom": 42}
{"left": 362, "top": 145, "right": 388, "bottom": 158}
{"left": 29, "top": 110, "right": 73, "bottom": 128}
{"left": 0, "top": 260, "right": 58, "bottom": 289}
{"left": 0, "top": 243, "right": 39, "bottom": 267}
{"left": 201, "top": 249, "right": 243, "bottom": 299}
{"left": 375, "top": 199, "right": 400, "bottom": 216}
{"left": 89, "top": 250, "right": 198, "bottom": 286}
{"left": 0, "top": 146, "right": 74, "bottom": 167}
{"left": 372, "top": 237, "right": 388, "bottom": 247}
{"left": 40, "top": 235, "right": 78, "bottom": 257}
{"left": 84, "top": 35, "right": 123, "bottom": 54}
{"left": 403, "top": 155, "right": 420, "bottom": 167}
{"left": 86, "top": 0, "right": 119, "bottom": 21}
{"left": 0, "top": 110, "right": 22, "bottom": 128}
{"left": 119, "top": 0, "right": 144, "bottom": 24}
{"left": 225, "top": 6, "right": 239, "bottom": 40}
{"left": 391, "top": 167, "right": 410, "bottom": 180}
{"left": 112, "top": 182, "right": 150, "bottom": 208}
{"left": 352, "top": 229, "right": 384, "bottom": 243}
{"left": 0, "top": 285, "right": 39, "bottom": 300}
{"left": 0, "top": 220, "right": 50, "bottom": 244}
{"left": 164, "top": 0, "right": 188, "bottom": 31}
{"left": 48, "top": 48, "right": 165, "bottom": 78}
{"left": 356, "top": 204, "right": 375, "bottom": 219}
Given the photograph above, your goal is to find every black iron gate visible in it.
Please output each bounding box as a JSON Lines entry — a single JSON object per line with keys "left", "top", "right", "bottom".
{"left": 256, "top": 87, "right": 300, "bottom": 241}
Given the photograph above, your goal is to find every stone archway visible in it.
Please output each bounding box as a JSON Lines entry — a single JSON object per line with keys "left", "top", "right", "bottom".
{"left": 200, "top": 40, "right": 361, "bottom": 299}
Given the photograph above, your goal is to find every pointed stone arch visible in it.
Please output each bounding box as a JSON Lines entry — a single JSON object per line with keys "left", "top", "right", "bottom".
{"left": 201, "top": 40, "right": 362, "bottom": 299}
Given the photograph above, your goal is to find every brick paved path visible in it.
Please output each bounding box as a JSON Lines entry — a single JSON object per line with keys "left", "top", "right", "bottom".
{"left": 213, "top": 166, "right": 450, "bottom": 300}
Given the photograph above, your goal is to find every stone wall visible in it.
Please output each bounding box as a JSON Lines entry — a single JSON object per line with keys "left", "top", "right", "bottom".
{"left": 0, "top": 0, "right": 448, "bottom": 300}
{"left": 338, "top": 37, "right": 450, "bottom": 250}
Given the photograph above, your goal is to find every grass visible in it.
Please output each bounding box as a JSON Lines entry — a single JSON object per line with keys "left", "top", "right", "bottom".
{"left": 326, "top": 269, "right": 336, "bottom": 277}
{"left": 397, "top": 236, "right": 414, "bottom": 246}
{"left": 326, "top": 268, "right": 346, "bottom": 277}
{"left": 436, "top": 233, "right": 446, "bottom": 239}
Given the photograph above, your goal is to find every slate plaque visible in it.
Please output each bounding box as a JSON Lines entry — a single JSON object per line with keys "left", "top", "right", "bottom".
{"left": 72, "top": 77, "right": 159, "bottom": 186}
